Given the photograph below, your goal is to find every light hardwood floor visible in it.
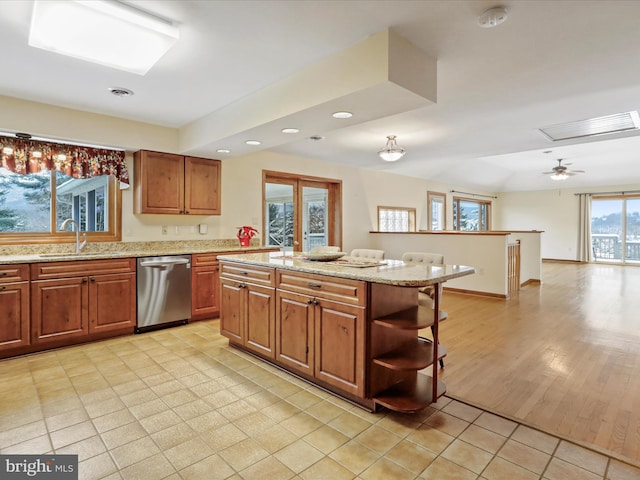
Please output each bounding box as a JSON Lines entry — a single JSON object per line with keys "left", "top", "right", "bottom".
{"left": 429, "top": 261, "right": 640, "bottom": 467}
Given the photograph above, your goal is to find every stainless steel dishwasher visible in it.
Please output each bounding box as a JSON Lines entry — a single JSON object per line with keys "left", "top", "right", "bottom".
{"left": 136, "top": 255, "right": 191, "bottom": 333}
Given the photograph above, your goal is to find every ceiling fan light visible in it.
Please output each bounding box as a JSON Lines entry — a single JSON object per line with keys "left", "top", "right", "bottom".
{"left": 550, "top": 172, "right": 568, "bottom": 181}
{"left": 378, "top": 135, "right": 405, "bottom": 162}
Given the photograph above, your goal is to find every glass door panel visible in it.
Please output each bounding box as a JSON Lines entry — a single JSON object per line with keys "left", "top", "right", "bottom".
{"left": 591, "top": 198, "right": 623, "bottom": 262}
{"left": 263, "top": 172, "right": 341, "bottom": 253}
{"left": 265, "top": 182, "right": 295, "bottom": 251}
{"left": 302, "top": 185, "right": 329, "bottom": 252}
{"left": 626, "top": 198, "right": 640, "bottom": 263}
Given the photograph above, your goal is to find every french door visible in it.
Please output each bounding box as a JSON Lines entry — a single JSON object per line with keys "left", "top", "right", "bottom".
{"left": 263, "top": 171, "right": 341, "bottom": 252}
{"left": 591, "top": 196, "right": 640, "bottom": 264}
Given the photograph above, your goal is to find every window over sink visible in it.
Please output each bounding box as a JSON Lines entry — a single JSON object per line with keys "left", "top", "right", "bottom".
{"left": 0, "top": 168, "right": 121, "bottom": 243}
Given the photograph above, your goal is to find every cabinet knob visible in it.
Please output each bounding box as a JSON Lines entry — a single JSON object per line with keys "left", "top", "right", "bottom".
{"left": 307, "top": 299, "right": 313, "bottom": 304}
{"left": 307, "top": 282, "right": 321, "bottom": 289}
{"left": 0, "top": 286, "right": 5, "bottom": 291}
{"left": 313, "top": 300, "right": 319, "bottom": 306}
{"left": 82, "top": 278, "right": 88, "bottom": 283}
{"left": 0, "top": 272, "right": 7, "bottom": 276}
{"left": 90, "top": 277, "right": 96, "bottom": 282}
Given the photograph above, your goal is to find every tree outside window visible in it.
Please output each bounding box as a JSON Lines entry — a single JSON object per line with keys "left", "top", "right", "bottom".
{"left": 453, "top": 197, "right": 491, "bottom": 231}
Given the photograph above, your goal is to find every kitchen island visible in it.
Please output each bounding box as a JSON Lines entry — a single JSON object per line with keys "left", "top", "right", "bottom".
{"left": 218, "top": 251, "right": 475, "bottom": 413}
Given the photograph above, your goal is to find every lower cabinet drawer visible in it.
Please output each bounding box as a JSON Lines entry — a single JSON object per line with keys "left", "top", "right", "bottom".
{"left": 276, "top": 271, "right": 366, "bottom": 306}
{"left": 220, "top": 263, "right": 275, "bottom": 286}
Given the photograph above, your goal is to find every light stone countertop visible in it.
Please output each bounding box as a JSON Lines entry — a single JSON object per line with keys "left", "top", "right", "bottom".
{"left": 0, "top": 240, "right": 274, "bottom": 265}
{"left": 219, "top": 251, "right": 475, "bottom": 287}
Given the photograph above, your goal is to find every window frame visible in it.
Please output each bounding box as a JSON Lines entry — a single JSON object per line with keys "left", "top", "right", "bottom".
{"left": 0, "top": 171, "right": 122, "bottom": 245}
{"left": 263, "top": 170, "right": 342, "bottom": 252}
{"left": 377, "top": 205, "right": 417, "bottom": 232}
{"left": 453, "top": 196, "right": 491, "bottom": 231}
{"left": 427, "top": 191, "right": 447, "bottom": 231}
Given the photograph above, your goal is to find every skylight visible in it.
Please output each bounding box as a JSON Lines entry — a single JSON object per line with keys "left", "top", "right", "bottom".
{"left": 29, "top": 0, "right": 179, "bottom": 75}
{"left": 539, "top": 111, "right": 640, "bottom": 141}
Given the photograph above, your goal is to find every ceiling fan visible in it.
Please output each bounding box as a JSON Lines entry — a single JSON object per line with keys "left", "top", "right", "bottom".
{"left": 542, "top": 159, "right": 585, "bottom": 181}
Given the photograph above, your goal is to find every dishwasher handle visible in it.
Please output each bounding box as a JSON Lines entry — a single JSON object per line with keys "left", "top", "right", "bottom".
{"left": 139, "top": 258, "right": 190, "bottom": 268}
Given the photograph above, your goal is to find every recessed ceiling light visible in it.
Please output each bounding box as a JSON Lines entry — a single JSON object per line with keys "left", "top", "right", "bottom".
{"left": 332, "top": 111, "right": 353, "bottom": 119}
{"left": 308, "top": 135, "right": 325, "bottom": 141}
{"left": 281, "top": 128, "right": 300, "bottom": 134}
{"left": 245, "top": 140, "right": 261, "bottom": 146}
{"left": 216, "top": 149, "right": 231, "bottom": 154}
{"left": 108, "top": 87, "right": 134, "bottom": 97}
{"left": 29, "top": 0, "right": 179, "bottom": 75}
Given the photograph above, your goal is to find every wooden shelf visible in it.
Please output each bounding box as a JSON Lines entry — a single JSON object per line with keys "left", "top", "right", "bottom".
{"left": 373, "top": 338, "right": 447, "bottom": 370}
{"left": 372, "top": 306, "right": 448, "bottom": 330}
{"left": 374, "top": 376, "right": 446, "bottom": 413}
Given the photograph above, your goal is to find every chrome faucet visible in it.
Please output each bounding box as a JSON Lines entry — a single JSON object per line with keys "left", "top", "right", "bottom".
{"left": 60, "top": 218, "right": 87, "bottom": 254}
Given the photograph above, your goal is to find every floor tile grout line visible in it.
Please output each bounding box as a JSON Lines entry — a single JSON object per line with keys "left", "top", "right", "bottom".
{"left": 4, "top": 321, "right": 640, "bottom": 480}
{"left": 446, "top": 392, "right": 639, "bottom": 473}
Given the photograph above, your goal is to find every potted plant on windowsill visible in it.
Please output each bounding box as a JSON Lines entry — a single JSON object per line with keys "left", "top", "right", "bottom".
{"left": 237, "top": 226, "right": 258, "bottom": 247}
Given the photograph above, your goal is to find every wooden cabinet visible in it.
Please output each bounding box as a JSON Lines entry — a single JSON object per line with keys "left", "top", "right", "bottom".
{"left": 275, "top": 270, "right": 366, "bottom": 397}
{"left": 30, "top": 259, "right": 136, "bottom": 346}
{"left": 275, "top": 289, "right": 315, "bottom": 375}
{"left": 276, "top": 288, "right": 365, "bottom": 396}
{"left": 192, "top": 250, "right": 278, "bottom": 321}
{"left": 0, "top": 264, "right": 30, "bottom": 352}
{"left": 134, "top": 150, "right": 221, "bottom": 215}
{"left": 218, "top": 257, "right": 471, "bottom": 413}
{"left": 191, "top": 253, "right": 220, "bottom": 320}
{"left": 220, "top": 263, "right": 276, "bottom": 359}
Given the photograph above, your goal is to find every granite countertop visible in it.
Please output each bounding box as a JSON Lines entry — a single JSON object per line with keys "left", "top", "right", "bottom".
{"left": 219, "top": 252, "right": 475, "bottom": 287}
{"left": 0, "top": 240, "right": 275, "bottom": 265}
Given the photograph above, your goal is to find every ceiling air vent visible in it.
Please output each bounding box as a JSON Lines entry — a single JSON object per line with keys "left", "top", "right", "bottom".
{"left": 539, "top": 111, "right": 640, "bottom": 141}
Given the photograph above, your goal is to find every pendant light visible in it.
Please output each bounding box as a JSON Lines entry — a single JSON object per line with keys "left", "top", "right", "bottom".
{"left": 378, "top": 135, "right": 405, "bottom": 162}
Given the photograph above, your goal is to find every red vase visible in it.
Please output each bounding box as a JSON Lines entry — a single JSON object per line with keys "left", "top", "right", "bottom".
{"left": 238, "top": 236, "right": 251, "bottom": 247}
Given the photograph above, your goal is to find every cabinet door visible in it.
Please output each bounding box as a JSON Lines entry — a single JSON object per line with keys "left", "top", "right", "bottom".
{"left": 276, "top": 290, "right": 314, "bottom": 375}
{"left": 245, "top": 283, "right": 275, "bottom": 359}
{"left": 185, "top": 157, "right": 221, "bottom": 215}
{"left": 314, "top": 298, "right": 365, "bottom": 396}
{"left": 0, "top": 282, "right": 30, "bottom": 351}
{"left": 89, "top": 273, "right": 136, "bottom": 333}
{"left": 31, "top": 278, "right": 89, "bottom": 344}
{"left": 220, "top": 277, "right": 244, "bottom": 343}
{"left": 192, "top": 264, "right": 220, "bottom": 320}
{"left": 134, "top": 150, "right": 184, "bottom": 214}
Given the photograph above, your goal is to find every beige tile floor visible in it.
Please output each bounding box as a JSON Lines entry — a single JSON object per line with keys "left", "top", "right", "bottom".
{"left": 1, "top": 320, "right": 639, "bottom": 480}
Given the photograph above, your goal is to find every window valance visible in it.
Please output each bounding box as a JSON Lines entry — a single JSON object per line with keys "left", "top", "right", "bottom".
{"left": 0, "top": 134, "right": 129, "bottom": 187}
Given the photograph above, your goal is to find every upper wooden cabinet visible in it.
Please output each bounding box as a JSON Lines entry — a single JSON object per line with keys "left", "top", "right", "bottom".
{"left": 134, "top": 150, "right": 221, "bottom": 215}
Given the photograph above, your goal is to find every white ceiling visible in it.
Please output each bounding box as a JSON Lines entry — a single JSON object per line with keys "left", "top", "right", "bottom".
{"left": 2, "top": 0, "right": 640, "bottom": 193}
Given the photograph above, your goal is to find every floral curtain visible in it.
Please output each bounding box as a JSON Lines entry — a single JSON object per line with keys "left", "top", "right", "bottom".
{"left": 0, "top": 135, "right": 129, "bottom": 188}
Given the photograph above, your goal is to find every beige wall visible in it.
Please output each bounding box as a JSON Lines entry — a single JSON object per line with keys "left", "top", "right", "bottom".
{"left": 3, "top": 97, "right": 499, "bottom": 252}
{"left": 495, "top": 184, "right": 640, "bottom": 260}
{"left": 122, "top": 150, "right": 488, "bottom": 253}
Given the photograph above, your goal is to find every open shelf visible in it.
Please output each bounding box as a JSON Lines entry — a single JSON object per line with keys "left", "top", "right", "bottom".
{"left": 372, "top": 306, "right": 448, "bottom": 330}
{"left": 373, "top": 338, "right": 447, "bottom": 370}
{"left": 374, "top": 376, "right": 446, "bottom": 413}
